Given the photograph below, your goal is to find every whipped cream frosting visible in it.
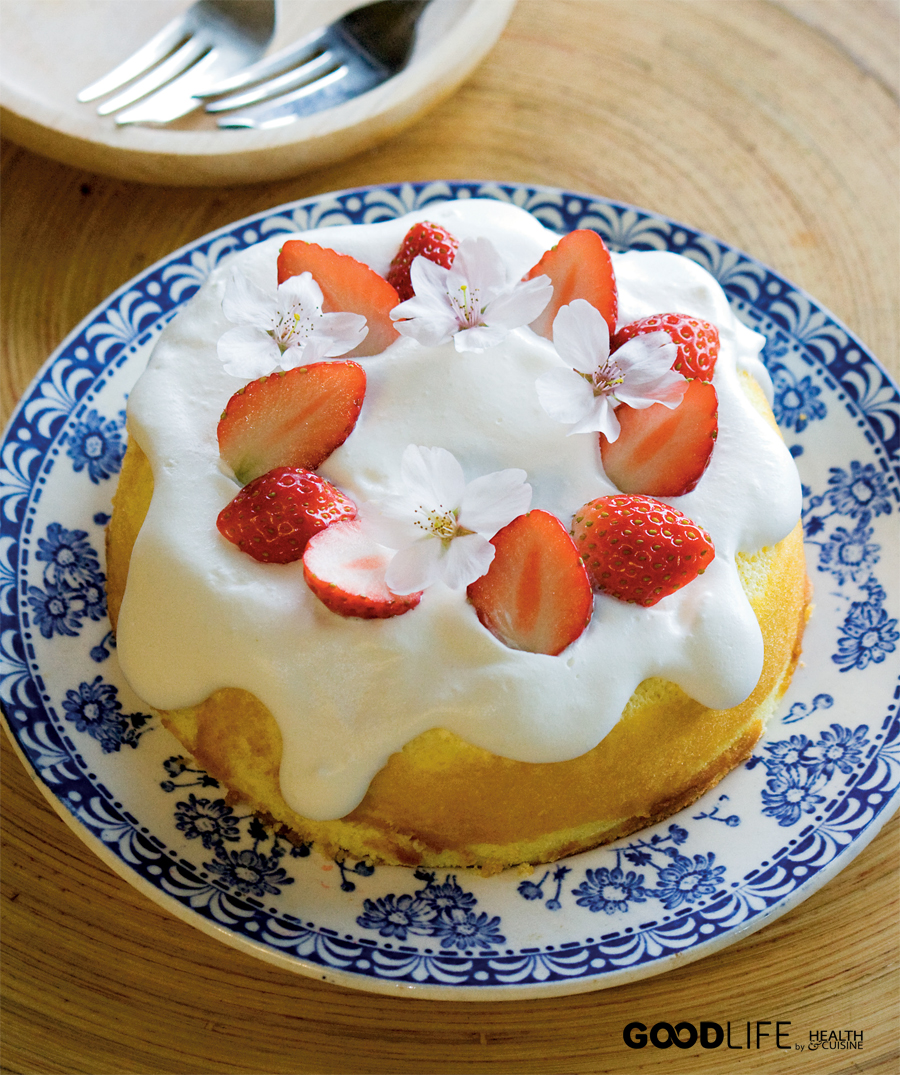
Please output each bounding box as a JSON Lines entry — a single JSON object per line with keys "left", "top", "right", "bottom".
{"left": 117, "top": 199, "right": 801, "bottom": 820}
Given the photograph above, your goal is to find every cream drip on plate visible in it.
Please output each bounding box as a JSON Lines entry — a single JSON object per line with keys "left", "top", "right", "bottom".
{"left": 117, "top": 200, "right": 802, "bottom": 820}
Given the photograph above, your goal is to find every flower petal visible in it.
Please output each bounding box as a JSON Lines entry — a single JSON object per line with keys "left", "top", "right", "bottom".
{"left": 392, "top": 311, "right": 459, "bottom": 348}
{"left": 452, "top": 323, "right": 511, "bottom": 352}
{"left": 400, "top": 445, "right": 466, "bottom": 510}
{"left": 614, "top": 375, "right": 686, "bottom": 410}
{"left": 317, "top": 311, "right": 369, "bottom": 355}
{"left": 613, "top": 331, "right": 673, "bottom": 364}
{"left": 440, "top": 532, "right": 496, "bottom": 589}
{"left": 222, "top": 270, "right": 276, "bottom": 331}
{"left": 407, "top": 255, "right": 454, "bottom": 307}
{"left": 283, "top": 336, "right": 332, "bottom": 366}
{"left": 484, "top": 274, "right": 553, "bottom": 330}
{"left": 390, "top": 258, "right": 458, "bottom": 346}
{"left": 459, "top": 469, "right": 532, "bottom": 536}
{"left": 450, "top": 237, "right": 508, "bottom": 301}
{"left": 217, "top": 325, "right": 281, "bottom": 378}
{"left": 552, "top": 299, "right": 611, "bottom": 373}
{"left": 570, "top": 395, "right": 621, "bottom": 440}
{"left": 276, "top": 270, "right": 324, "bottom": 313}
{"left": 357, "top": 499, "right": 419, "bottom": 550}
{"left": 535, "top": 367, "right": 595, "bottom": 425}
{"left": 613, "top": 334, "right": 686, "bottom": 409}
{"left": 384, "top": 538, "right": 444, "bottom": 594}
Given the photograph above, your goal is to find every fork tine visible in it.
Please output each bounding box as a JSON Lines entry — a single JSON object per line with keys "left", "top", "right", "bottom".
{"left": 113, "top": 51, "right": 225, "bottom": 125}
{"left": 195, "top": 28, "right": 327, "bottom": 100}
{"left": 203, "top": 49, "right": 336, "bottom": 113}
{"left": 95, "top": 38, "right": 210, "bottom": 116}
{"left": 216, "top": 62, "right": 382, "bottom": 130}
{"left": 217, "top": 67, "right": 350, "bottom": 129}
{"left": 76, "top": 14, "right": 191, "bottom": 102}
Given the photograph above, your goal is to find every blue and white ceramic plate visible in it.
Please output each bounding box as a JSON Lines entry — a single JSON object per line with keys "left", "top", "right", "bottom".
{"left": 2, "top": 182, "right": 898, "bottom": 999}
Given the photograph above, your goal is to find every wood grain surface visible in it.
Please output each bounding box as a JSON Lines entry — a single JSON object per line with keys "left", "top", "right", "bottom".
{"left": 2, "top": 2, "right": 898, "bottom": 1073}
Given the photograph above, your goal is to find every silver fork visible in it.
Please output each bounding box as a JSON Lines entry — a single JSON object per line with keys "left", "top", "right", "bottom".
{"left": 201, "top": 0, "right": 429, "bottom": 130}
{"left": 77, "top": 0, "right": 276, "bottom": 126}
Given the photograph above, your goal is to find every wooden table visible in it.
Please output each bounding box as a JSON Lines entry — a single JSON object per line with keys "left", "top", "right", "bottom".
{"left": 2, "top": 2, "right": 898, "bottom": 1072}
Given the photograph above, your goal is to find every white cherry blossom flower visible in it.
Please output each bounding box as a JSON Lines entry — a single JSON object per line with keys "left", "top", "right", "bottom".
{"left": 389, "top": 237, "right": 552, "bottom": 353}
{"left": 536, "top": 299, "right": 686, "bottom": 442}
{"left": 358, "top": 445, "right": 532, "bottom": 593}
{"left": 217, "top": 268, "right": 368, "bottom": 378}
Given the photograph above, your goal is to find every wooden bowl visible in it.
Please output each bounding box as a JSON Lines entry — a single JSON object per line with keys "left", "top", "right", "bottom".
{"left": 0, "top": 0, "right": 515, "bottom": 185}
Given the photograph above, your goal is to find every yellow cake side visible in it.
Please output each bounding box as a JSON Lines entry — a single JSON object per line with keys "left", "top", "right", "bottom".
{"left": 106, "top": 372, "right": 810, "bottom": 874}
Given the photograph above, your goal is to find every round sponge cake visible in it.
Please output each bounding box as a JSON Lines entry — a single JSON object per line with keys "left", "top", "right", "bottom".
{"left": 107, "top": 200, "right": 809, "bottom": 874}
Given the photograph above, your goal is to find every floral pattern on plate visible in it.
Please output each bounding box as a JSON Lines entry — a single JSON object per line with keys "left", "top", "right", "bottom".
{"left": 1, "top": 182, "right": 898, "bottom": 999}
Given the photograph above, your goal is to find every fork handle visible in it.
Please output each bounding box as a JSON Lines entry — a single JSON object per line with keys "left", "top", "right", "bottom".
{"left": 343, "top": 0, "right": 428, "bottom": 72}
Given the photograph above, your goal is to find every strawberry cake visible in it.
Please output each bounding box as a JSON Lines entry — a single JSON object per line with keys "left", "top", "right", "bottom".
{"left": 106, "top": 198, "right": 809, "bottom": 874}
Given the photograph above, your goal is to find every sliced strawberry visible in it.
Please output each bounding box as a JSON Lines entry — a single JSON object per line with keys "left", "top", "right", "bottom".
{"left": 386, "top": 221, "right": 459, "bottom": 302}
{"left": 217, "top": 361, "right": 366, "bottom": 486}
{"left": 217, "top": 467, "right": 357, "bottom": 564}
{"left": 600, "top": 379, "right": 718, "bottom": 497}
{"left": 466, "top": 510, "right": 593, "bottom": 656}
{"left": 523, "top": 229, "right": 617, "bottom": 340}
{"left": 277, "top": 241, "right": 400, "bottom": 356}
{"left": 570, "top": 494, "right": 715, "bottom": 606}
{"left": 612, "top": 313, "right": 719, "bottom": 381}
{"left": 302, "top": 520, "right": 422, "bottom": 619}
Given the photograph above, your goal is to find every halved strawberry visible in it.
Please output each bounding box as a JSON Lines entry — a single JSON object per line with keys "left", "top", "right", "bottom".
{"left": 277, "top": 241, "right": 400, "bottom": 356}
{"left": 302, "top": 520, "right": 422, "bottom": 619}
{"left": 600, "top": 379, "right": 718, "bottom": 497}
{"left": 523, "top": 229, "right": 618, "bottom": 339}
{"left": 612, "top": 313, "right": 719, "bottom": 381}
{"left": 386, "top": 221, "right": 459, "bottom": 302}
{"left": 218, "top": 361, "right": 366, "bottom": 486}
{"left": 466, "top": 510, "right": 593, "bottom": 656}
{"left": 217, "top": 467, "right": 357, "bottom": 563}
{"left": 570, "top": 494, "right": 714, "bottom": 606}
